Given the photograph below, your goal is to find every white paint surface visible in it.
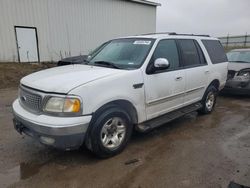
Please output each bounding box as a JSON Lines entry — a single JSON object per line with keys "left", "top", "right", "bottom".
{"left": 16, "top": 27, "right": 38, "bottom": 62}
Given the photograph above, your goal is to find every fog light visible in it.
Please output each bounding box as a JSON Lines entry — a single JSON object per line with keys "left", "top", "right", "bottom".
{"left": 40, "top": 136, "right": 55, "bottom": 145}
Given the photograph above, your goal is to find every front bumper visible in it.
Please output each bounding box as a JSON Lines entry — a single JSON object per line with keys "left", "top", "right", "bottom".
{"left": 222, "top": 87, "right": 250, "bottom": 95}
{"left": 222, "top": 78, "right": 250, "bottom": 95}
{"left": 12, "top": 99, "right": 92, "bottom": 150}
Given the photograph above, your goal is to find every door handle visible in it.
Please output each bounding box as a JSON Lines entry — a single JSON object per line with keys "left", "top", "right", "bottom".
{"left": 175, "top": 76, "right": 183, "bottom": 81}
{"left": 205, "top": 70, "right": 210, "bottom": 74}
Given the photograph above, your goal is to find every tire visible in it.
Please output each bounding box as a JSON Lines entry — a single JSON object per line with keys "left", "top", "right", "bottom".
{"left": 86, "top": 105, "right": 133, "bottom": 158}
{"left": 198, "top": 85, "right": 218, "bottom": 114}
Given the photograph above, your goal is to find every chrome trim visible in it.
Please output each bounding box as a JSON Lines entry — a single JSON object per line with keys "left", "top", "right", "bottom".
{"left": 147, "top": 91, "right": 186, "bottom": 106}
{"left": 185, "top": 86, "right": 205, "bottom": 94}
{"left": 19, "top": 85, "right": 83, "bottom": 117}
{"left": 19, "top": 85, "right": 44, "bottom": 114}
{"left": 147, "top": 86, "right": 205, "bottom": 106}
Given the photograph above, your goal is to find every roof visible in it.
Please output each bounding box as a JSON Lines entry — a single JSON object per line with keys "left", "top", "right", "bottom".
{"left": 128, "top": 0, "right": 161, "bottom": 6}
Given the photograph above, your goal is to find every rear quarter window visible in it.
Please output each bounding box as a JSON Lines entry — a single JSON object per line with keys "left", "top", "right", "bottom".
{"left": 202, "top": 40, "right": 228, "bottom": 64}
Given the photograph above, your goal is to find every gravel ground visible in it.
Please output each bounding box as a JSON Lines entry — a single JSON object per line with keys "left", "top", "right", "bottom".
{"left": 0, "top": 88, "right": 249, "bottom": 188}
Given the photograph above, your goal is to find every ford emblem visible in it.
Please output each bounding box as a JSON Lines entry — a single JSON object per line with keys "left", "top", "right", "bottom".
{"left": 21, "top": 96, "right": 27, "bottom": 102}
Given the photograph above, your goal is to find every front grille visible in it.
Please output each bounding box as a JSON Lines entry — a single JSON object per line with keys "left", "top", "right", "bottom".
{"left": 227, "top": 70, "right": 236, "bottom": 80}
{"left": 19, "top": 86, "right": 42, "bottom": 112}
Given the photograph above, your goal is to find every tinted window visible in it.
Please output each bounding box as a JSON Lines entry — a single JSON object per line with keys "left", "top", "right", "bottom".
{"left": 194, "top": 41, "right": 207, "bottom": 65}
{"left": 152, "top": 39, "right": 180, "bottom": 70}
{"left": 202, "top": 40, "right": 227, "bottom": 64}
{"left": 178, "top": 39, "right": 201, "bottom": 67}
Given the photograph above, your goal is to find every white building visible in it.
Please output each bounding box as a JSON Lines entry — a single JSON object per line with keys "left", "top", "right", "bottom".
{"left": 0, "top": 0, "right": 159, "bottom": 63}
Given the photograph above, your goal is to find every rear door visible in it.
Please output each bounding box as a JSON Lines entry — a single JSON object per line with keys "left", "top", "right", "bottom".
{"left": 177, "top": 39, "right": 209, "bottom": 106}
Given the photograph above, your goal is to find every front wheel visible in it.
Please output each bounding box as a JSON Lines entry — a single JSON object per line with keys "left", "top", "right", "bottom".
{"left": 86, "top": 106, "right": 133, "bottom": 158}
{"left": 198, "top": 85, "right": 218, "bottom": 114}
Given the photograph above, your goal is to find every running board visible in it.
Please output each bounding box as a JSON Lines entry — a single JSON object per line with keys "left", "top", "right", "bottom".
{"left": 136, "top": 102, "right": 202, "bottom": 132}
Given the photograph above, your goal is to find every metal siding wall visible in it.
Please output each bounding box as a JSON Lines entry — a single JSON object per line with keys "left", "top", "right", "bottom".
{"left": 0, "top": 0, "right": 156, "bottom": 62}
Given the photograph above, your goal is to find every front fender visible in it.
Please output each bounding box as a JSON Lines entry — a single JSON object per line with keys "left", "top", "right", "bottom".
{"left": 69, "top": 69, "right": 147, "bottom": 123}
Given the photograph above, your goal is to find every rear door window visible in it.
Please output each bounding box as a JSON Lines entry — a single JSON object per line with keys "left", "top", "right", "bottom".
{"left": 202, "top": 40, "right": 227, "bottom": 64}
{"left": 178, "top": 39, "right": 202, "bottom": 67}
{"left": 194, "top": 41, "right": 207, "bottom": 65}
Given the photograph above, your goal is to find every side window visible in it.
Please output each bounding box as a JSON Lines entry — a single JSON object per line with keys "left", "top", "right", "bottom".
{"left": 194, "top": 40, "right": 207, "bottom": 65}
{"left": 152, "top": 39, "right": 180, "bottom": 70}
{"left": 202, "top": 40, "right": 228, "bottom": 64}
{"left": 178, "top": 39, "right": 201, "bottom": 67}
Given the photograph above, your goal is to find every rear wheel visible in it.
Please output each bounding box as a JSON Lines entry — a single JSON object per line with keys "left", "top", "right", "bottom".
{"left": 86, "top": 106, "right": 133, "bottom": 158}
{"left": 198, "top": 85, "right": 217, "bottom": 114}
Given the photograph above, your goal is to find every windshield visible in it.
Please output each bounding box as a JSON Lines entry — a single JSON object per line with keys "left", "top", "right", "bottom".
{"left": 87, "top": 41, "right": 110, "bottom": 59}
{"left": 227, "top": 51, "right": 250, "bottom": 63}
{"left": 88, "top": 38, "right": 155, "bottom": 69}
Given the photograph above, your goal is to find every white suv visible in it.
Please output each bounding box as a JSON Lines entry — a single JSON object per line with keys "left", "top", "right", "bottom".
{"left": 12, "top": 33, "right": 228, "bottom": 157}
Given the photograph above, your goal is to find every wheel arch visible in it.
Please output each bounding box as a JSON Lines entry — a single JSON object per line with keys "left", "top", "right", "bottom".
{"left": 92, "top": 99, "right": 138, "bottom": 125}
{"left": 208, "top": 79, "right": 220, "bottom": 91}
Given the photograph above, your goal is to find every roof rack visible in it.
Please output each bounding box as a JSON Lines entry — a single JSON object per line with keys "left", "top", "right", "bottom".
{"left": 140, "top": 32, "right": 177, "bottom": 35}
{"left": 140, "top": 32, "right": 210, "bottom": 37}
{"left": 169, "top": 33, "right": 210, "bottom": 37}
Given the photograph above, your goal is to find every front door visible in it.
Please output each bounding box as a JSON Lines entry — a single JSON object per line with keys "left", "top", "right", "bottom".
{"left": 15, "top": 27, "right": 39, "bottom": 62}
{"left": 144, "top": 39, "right": 186, "bottom": 120}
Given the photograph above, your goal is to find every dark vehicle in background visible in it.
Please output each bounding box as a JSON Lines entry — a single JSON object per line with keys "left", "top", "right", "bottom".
{"left": 57, "top": 55, "right": 88, "bottom": 66}
{"left": 57, "top": 41, "right": 109, "bottom": 66}
{"left": 223, "top": 48, "right": 250, "bottom": 94}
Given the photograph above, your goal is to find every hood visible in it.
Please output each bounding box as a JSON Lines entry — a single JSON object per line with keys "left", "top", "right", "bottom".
{"left": 21, "top": 64, "right": 123, "bottom": 93}
{"left": 228, "top": 62, "right": 250, "bottom": 72}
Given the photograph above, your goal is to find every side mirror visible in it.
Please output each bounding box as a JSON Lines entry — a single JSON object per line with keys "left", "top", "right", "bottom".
{"left": 154, "top": 58, "right": 170, "bottom": 69}
{"left": 146, "top": 58, "right": 170, "bottom": 74}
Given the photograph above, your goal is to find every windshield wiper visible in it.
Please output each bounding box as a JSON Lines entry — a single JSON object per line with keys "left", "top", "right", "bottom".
{"left": 93, "top": 61, "right": 121, "bottom": 69}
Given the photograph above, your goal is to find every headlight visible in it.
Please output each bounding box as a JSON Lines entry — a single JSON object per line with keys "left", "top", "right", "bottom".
{"left": 63, "top": 98, "right": 81, "bottom": 113}
{"left": 44, "top": 96, "right": 81, "bottom": 114}
{"left": 242, "top": 72, "right": 249, "bottom": 78}
{"left": 238, "top": 70, "right": 250, "bottom": 78}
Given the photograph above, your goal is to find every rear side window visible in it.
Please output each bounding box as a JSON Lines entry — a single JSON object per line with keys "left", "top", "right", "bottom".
{"left": 152, "top": 39, "right": 180, "bottom": 70}
{"left": 194, "top": 41, "right": 207, "bottom": 65}
{"left": 202, "top": 40, "right": 227, "bottom": 64}
{"left": 178, "top": 39, "right": 201, "bottom": 67}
